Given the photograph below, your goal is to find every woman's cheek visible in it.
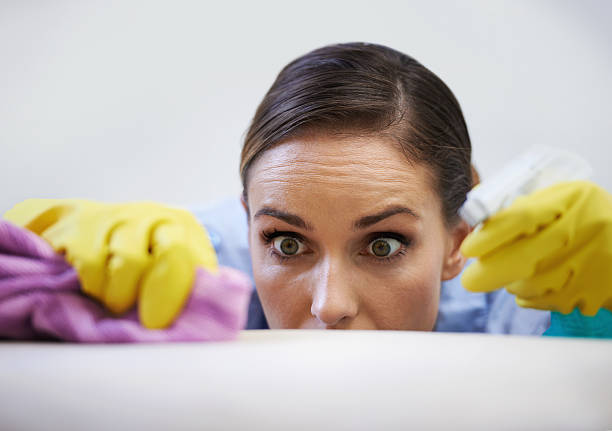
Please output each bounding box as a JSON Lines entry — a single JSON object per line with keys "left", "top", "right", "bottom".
{"left": 253, "top": 257, "right": 311, "bottom": 328}
{"left": 406, "top": 274, "right": 440, "bottom": 330}
{"left": 387, "top": 250, "right": 442, "bottom": 330}
{"left": 411, "top": 252, "right": 444, "bottom": 329}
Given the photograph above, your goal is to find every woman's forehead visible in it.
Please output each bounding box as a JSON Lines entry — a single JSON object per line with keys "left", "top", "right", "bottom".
{"left": 247, "top": 135, "right": 439, "bottom": 218}
{"left": 252, "top": 134, "right": 420, "bottom": 178}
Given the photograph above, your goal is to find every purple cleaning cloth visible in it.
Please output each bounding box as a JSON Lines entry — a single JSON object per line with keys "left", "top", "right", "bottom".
{"left": 0, "top": 220, "right": 252, "bottom": 343}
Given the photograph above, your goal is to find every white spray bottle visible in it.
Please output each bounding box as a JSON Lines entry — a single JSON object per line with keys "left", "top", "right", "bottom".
{"left": 459, "top": 146, "right": 592, "bottom": 228}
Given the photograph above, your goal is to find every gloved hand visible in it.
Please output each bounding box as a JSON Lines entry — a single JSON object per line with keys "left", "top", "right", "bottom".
{"left": 460, "top": 181, "right": 612, "bottom": 316}
{"left": 4, "top": 199, "right": 218, "bottom": 329}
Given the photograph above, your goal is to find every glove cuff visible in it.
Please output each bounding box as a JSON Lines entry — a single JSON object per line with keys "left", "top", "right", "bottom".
{"left": 544, "top": 308, "right": 612, "bottom": 338}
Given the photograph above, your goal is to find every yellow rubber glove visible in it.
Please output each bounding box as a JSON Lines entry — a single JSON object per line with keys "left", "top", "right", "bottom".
{"left": 461, "top": 181, "right": 612, "bottom": 316}
{"left": 4, "top": 199, "right": 218, "bottom": 329}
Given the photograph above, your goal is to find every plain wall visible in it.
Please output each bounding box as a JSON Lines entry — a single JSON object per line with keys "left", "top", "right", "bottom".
{"left": 1, "top": 0, "right": 611, "bottom": 214}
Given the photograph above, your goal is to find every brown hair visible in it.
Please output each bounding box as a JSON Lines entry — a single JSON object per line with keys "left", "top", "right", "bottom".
{"left": 240, "top": 42, "right": 472, "bottom": 224}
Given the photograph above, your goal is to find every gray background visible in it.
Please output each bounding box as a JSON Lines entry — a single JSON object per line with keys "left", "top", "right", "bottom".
{"left": 2, "top": 0, "right": 611, "bottom": 213}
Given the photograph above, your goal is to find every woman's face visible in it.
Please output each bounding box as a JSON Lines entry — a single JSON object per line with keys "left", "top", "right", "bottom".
{"left": 245, "top": 133, "right": 468, "bottom": 330}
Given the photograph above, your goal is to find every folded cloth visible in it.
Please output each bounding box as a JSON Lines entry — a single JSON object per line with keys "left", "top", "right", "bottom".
{"left": 0, "top": 220, "right": 251, "bottom": 342}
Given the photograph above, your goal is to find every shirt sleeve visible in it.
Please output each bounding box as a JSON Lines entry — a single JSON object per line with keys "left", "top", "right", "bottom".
{"left": 435, "top": 261, "right": 551, "bottom": 335}
{"left": 190, "top": 197, "right": 253, "bottom": 279}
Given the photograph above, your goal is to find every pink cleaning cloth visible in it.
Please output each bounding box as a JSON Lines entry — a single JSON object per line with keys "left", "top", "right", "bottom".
{"left": 0, "top": 220, "right": 251, "bottom": 342}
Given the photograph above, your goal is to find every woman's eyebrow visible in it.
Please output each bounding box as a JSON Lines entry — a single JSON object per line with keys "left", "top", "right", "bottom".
{"left": 253, "top": 207, "right": 313, "bottom": 231}
{"left": 353, "top": 206, "right": 419, "bottom": 230}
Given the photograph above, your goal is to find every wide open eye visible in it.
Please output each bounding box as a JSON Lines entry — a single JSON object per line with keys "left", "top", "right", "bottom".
{"left": 368, "top": 237, "right": 402, "bottom": 257}
{"left": 273, "top": 236, "right": 304, "bottom": 256}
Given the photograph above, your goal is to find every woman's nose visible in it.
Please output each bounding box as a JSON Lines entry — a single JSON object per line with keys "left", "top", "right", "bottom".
{"left": 310, "top": 258, "right": 359, "bottom": 327}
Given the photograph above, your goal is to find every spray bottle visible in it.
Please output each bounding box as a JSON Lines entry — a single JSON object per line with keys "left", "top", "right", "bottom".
{"left": 459, "top": 146, "right": 592, "bottom": 228}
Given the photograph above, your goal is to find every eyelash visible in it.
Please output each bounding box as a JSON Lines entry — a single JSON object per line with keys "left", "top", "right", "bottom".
{"left": 364, "top": 233, "right": 410, "bottom": 265}
{"left": 371, "top": 247, "right": 408, "bottom": 265}
{"left": 260, "top": 229, "right": 411, "bottom": 265}
{"left": 261, "top": 229, "right": 304, "bottom": 263}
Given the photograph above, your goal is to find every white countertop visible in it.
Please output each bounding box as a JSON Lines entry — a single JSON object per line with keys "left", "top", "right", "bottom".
{"left": 1, "top": 330, "right": 611, "bottom": 431}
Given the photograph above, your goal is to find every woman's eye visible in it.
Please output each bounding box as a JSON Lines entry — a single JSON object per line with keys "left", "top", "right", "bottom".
{"left": 273, "top": 236, "right": 304, "bottom": 256}
{"left": 368, "top": 238, "right": 401, "bottom": 257}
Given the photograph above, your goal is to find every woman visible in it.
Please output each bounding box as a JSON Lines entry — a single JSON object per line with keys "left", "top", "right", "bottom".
{"left": 239, "top": 42, "right": 489, "bottom": 330}
{"left": 6, "top": 43, "right": 612, "bottom": 334}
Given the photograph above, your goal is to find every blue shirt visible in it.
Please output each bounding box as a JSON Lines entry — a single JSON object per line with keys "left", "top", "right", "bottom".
{"left": 191, "top": 197, "right": 551, "bottom": 335}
